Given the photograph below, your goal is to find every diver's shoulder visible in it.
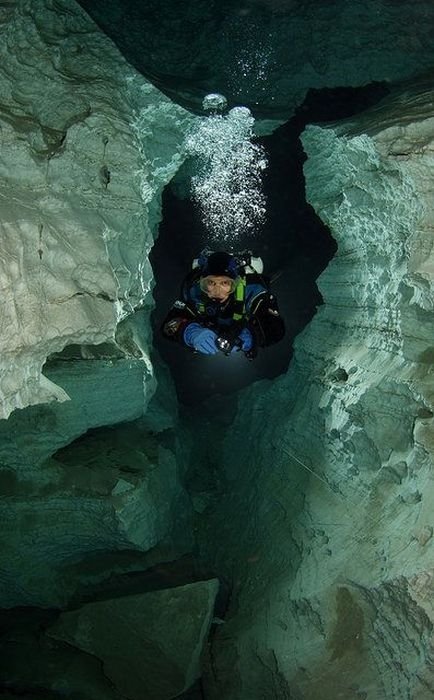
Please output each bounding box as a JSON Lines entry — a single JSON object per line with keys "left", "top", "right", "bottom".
{"left": 245, "top": 272, "right": 270, "bottom": 292}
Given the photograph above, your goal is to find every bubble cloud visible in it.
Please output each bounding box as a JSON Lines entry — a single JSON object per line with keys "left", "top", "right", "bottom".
{"left": 186, "top": 98, "right": 267, "bottom": 242}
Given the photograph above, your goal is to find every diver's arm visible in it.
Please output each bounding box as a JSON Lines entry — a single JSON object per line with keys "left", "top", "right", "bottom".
{"left": 161, "top": 300, "right": 197, "bottom": 343}
{"left": 247, "top": 291, "right": 285, "bottom": 347}
{"left": 161, "top": 273, "right": 203, "bottom": 344}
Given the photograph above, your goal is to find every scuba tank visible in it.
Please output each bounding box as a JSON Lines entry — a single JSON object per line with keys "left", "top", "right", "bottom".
{"left": 192, "top": 249, "right": 264, "bottom": 276}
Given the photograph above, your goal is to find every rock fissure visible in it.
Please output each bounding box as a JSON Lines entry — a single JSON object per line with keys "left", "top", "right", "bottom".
{"left": 48, "top": 290, "right": 115, "bottom": 304}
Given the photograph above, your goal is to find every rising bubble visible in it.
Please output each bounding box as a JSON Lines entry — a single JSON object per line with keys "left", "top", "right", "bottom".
{"left": 202, "top": 93, "right": 228, "bottom": 113}
{"left": 186, "top": 96, "right": 267, "bottom": 242}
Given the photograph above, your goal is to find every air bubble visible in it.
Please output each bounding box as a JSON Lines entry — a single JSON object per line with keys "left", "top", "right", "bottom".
{"left": 202, "top": 93, "right": 228, "bottom": 113}
{"left": 186, "top": 96, "right": 267, "bottom": 242}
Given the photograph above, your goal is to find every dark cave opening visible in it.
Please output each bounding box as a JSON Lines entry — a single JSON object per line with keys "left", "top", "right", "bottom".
{"left": 150, "top": 82, "right": 389, "bottom": 406}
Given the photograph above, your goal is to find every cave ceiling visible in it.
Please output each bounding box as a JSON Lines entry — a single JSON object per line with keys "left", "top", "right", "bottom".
{"left": 78, "top": 0, "right": 434, "bottom": 119}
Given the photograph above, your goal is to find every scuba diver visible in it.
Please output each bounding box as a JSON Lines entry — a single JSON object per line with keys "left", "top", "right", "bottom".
{"left": 161, "top": 250, "right": 285, "bottom": 357}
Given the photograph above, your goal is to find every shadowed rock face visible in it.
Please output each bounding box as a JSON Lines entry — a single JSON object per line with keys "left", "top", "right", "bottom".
{"left": 0, "top": 580, "right": 219, "bottom": 700}
{"left": 48, "top": 580, "right": 219, "bottom": 700}
{"left": 78, "top": 0, "right": 434, "bottom": 120}
{"left": 0, "top": 421, "right": 194, "bottom": 608}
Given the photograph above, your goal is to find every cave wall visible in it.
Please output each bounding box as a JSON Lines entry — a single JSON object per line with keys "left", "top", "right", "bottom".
{"left": 0, "top": 0, "right": 192, "bottom": 425}
{"left": 196, "top": 80, "right": 434, "bottom": 699}
{"left": 0, "top": 0, "right": 199, "bottom": 612}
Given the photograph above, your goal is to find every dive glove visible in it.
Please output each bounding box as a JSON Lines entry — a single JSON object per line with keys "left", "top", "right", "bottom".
{"left": 183, "top": 323, "right": 218, "bottom": 355}
{"left": 231, "top": 327, "right": 253, "bottom": 352}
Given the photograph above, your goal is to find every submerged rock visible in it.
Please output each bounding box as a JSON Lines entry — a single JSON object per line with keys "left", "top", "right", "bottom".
{"left": 48, "top": 580, "right": 219, "bottom": 699}
{"left": 0, "top": 421, "right": 193, "bottom": 608}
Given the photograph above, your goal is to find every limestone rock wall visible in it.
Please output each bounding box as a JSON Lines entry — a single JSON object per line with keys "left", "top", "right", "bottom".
{"left": 198, "top": 79, "right": 434, "bottom": 699}
{"left": 0, "top": 0, "right": 197, "bottom": 625}
{"left": 0, "top": 0, "right": 191, "bottom": 422}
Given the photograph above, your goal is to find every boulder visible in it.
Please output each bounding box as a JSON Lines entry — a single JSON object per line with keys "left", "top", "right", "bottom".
{"left": 48, "top": 580, "right": 220, "bottom": 700}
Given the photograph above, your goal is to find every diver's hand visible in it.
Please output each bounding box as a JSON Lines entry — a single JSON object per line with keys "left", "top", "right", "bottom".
{"left": 183, "top": 323, "right": 219, "bottom": 355}
{"left": 230, "top": 327, "right": 253, "bottom": 353}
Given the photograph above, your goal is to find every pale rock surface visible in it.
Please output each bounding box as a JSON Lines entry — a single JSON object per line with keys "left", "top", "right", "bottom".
{"left": 197, "top": 78, "right": 434, "bottom": 699}
{"left": 0, "top": 0, "right": 192, "bottom": 421}
{"left": 48, "top": 579, "right": 219, "bottom": 700}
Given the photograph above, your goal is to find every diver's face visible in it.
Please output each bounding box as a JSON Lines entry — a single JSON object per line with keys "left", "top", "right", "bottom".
{"left": 201, "top": 275, "right": 234, "bottom": 302}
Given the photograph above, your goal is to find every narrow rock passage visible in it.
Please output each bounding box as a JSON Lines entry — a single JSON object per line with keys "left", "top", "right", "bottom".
{"left": 151, "top": 84, "right": 388, "bottom": 404}
{"left": 1, "top": 1, "right": 434, "bottom": 698}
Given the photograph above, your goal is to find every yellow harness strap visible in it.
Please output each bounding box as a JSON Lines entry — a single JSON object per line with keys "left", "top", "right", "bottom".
{"left": 232, "top": 277, "right": 246, "bottom": 320}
